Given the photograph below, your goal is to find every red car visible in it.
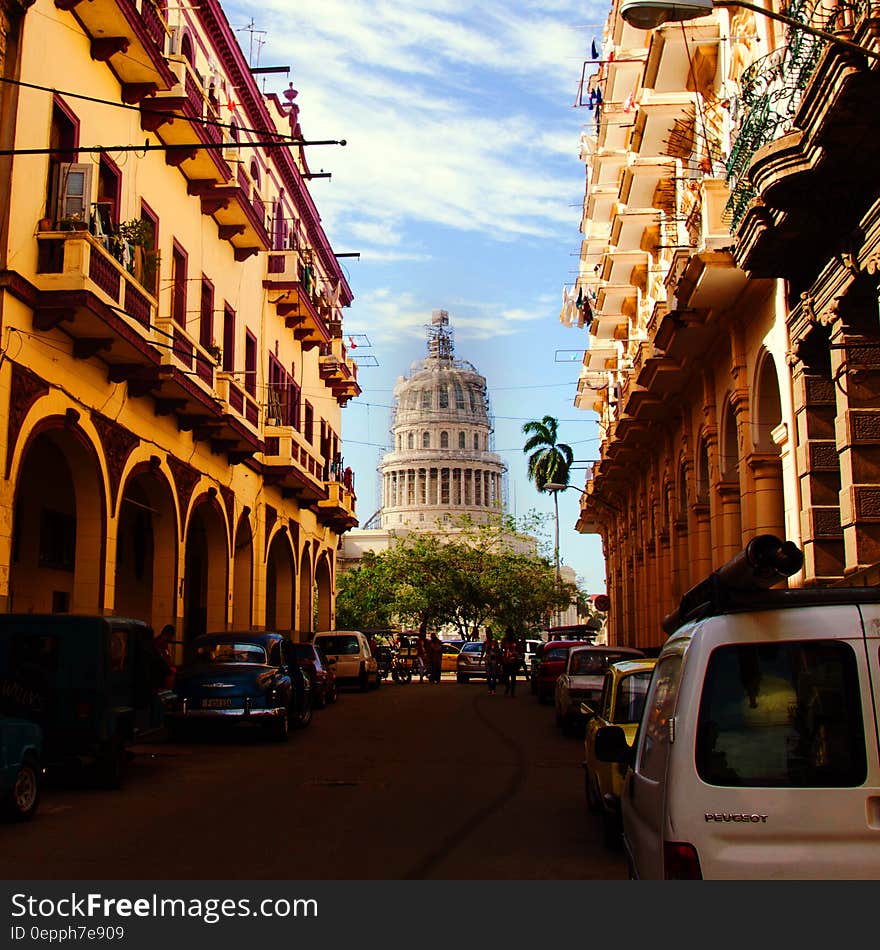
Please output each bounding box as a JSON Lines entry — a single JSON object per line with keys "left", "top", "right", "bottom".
{"left": 533, "top": 639, "right": 592, "bottom": 705}
{"left": 293, "top": 642, "right": 339, "bottom": 708}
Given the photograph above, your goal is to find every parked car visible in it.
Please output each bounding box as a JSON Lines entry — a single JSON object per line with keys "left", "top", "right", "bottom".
{"left": 293, "top": 642, "right": 338, "bottom": 708}
{"left": 555, "top": 645, "right": 646, "bottom": 735}
{"left": 596, "top": 535, "right": 880, "bottom": 879}
{"left": 0, "top": 614, "right": 171, "bottom": 787}
{"left": 582, "top": 658, "right": 656, "bottom": 846}
{"left": 311, "top": 630, "right": 380, "bottom": 691}
{"left": 522, "top": 639, "right": 543, "bottom": 681}
{"left": 0, "top": 716, "right": 42, "bottom": 821}
{"left": 441, "top": 642, "right": 461, "bottom": 673}
{"left": 533, "top": 639, "right": 588, "bottom": 704}
{"left": 456, "top": 641, "right": 488, "bottom": 682}
{"left": 169, "top": 632, "right": 311, "bottom": 740}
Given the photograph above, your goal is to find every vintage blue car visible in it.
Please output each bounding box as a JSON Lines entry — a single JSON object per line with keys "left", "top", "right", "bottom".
{"left": 1, "top": 716, "right": 42, "bottom": 821}
{"left": 168, "top": 632, "right": 311, "bottom": 740}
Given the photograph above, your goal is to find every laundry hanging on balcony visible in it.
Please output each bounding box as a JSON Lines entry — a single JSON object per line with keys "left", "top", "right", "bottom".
{"left": 560, "top": 285, "right": 577, "bottom": 327}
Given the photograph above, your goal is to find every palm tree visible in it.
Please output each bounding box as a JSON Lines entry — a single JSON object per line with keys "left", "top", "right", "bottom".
{"left": 522, "top": 416, "right": 574, "bottom": 586}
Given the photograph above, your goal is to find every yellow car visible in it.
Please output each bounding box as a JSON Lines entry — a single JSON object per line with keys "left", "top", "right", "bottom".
{"left": 582, "top": 658, "right": 656, "bottom": 848}
{"left": 441, "top": 641, "right": 461, "bottom": 672}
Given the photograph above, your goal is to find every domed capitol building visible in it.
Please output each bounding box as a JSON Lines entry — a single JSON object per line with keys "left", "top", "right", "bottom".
{"left": 339, "top": 310, "right": 510, "bottom": 570}
{"left": 379, "top": 310, "right": 507, "bottom": 528}
{"left": 339, "top": 310, "right": 582, "bottom": 630}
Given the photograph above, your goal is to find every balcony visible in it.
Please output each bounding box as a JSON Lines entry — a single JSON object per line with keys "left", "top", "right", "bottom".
{"left": 610, "top": 207, "right": 662, "bottom": 254}
{"left": 54, "top": 0, "right": 176, "bottom": 98}
{"left": 264, "top": 251, "right": 332, "bottom": 352}
{"left": 600, "top": 249, "right": 650, "bottom": 289}
{"left": 318, "top": 340, "right": 361, "bottom": 405}
{"left": 643, "top": 20, "right": 720, "bottom": 94}
{"left": 730, "top": 0, "right": 880, "bottom": 280}
{"left": 214, "top": 372, "right": 261, "bottom": 433}
{"left": 185, "top": 169, "right": 270, "bottom": 260}
{"left": 316, "top": 481, "right": 358, "bottom": 532}
{"left": 261, "top": 426, "right": 328, "bottom": 502}
{"left": 142, "top": 55, "right": 232, "bottom": 184}
{"left": 34, "top": 227, "right": 162, "bottom": 377}
{"left": 620, "top": 157, "right": 678, "bottom": 211}
{"left": 630, "top": 92, "right": 698, "bottom": 158}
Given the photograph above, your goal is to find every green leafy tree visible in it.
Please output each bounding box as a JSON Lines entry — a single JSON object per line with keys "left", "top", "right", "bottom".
{"left": 333, "top": 514, "right": 578, "bottom": 641}
{"left": 335, "top": 552, "right": 397, "bottom": 630}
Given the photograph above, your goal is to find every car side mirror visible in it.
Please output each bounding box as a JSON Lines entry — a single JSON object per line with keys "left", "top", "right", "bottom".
{"left": 594, "top": 725, "right": 633, "bottom": 767}
{"left": 327, "top": 657, "right": 337, "bottom": 665}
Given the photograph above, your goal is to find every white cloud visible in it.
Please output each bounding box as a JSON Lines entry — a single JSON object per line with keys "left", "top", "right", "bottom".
{"left": 226, "top": 0, "right": 587, "bottom": 252}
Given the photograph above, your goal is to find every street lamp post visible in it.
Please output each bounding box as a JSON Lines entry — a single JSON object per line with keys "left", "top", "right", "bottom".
{"left": 619, "top": 0, "right": 880, "bottom": 59}
{"left": 546, "top": 482, "right": 588, "bottom": 628}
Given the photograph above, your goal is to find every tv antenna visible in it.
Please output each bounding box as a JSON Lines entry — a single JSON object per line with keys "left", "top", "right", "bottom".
{"left": 237, "top": 18, "right": 267, "bottom": 68}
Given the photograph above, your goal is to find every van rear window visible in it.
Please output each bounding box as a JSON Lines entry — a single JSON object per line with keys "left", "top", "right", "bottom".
{"left": 696, "top": 641, "right": 866, "bottom": 788}
{"left": 315, "top": 635, "right": 359, "bottom": 655}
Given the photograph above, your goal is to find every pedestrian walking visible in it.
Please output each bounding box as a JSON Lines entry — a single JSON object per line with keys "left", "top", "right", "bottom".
{"left": 427, "top": 632, "right": 444, "bottom": 683}
{"left": 481, "top": 634, "right": 499, "bottom": 694}
{"left": 415, "top": 633, "right": 428, "bottom": 682}
{"left": 500, "top": 630, "right": 522, "bottom": 697}
{"left": 152, "top": 623, "right": 176, "bottom": 689}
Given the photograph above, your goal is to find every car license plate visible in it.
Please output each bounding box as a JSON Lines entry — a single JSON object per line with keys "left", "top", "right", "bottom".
{"left": 202, "top": 697, "right": 233, "bottom": 708}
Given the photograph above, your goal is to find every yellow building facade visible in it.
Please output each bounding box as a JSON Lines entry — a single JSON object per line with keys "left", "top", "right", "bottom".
{"left": 0, "top": 0, "right": 360, "bottom": 657}
{"left": 571, "top": 1, "right": 880, "bottom": 648}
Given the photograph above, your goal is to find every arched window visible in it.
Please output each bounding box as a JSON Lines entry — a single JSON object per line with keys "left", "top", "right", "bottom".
{"left": 458, "top": 431, "right": 465, "bottom": 449}
{"left": 469, "top": 388, "right": 477, "bottom": 412}
{"left": 407, "top": 432, "right": 414, "bottom": 449}
{"left": 439, "top": 384, "right": 448, "bottom": 408}
{"left": 441, "top": 431, "right": 449, "bottom": 449}
{"left": 421, "top": 389, "right": 431, "bottom": 410}
{"left": 422, "top": 432, "right": 430, "bottom": 448}
{"left": 454, "top": 383, "right": 465, "bottom": 409}
{"left": 180, "top": 32, "right": 195, "bottom": 66}
{"left": 249, "top": 159, "right": 261, "bottom": 190}
{"left": 473, "top": 434, "right": 479, "bottom": 450}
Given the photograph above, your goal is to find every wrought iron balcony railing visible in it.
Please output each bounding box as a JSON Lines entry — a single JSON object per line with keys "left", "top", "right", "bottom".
{"left": 724, "top": 0, "right": 871, "bottom": 229}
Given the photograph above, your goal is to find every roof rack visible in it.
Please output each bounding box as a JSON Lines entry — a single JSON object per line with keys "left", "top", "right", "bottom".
{"left": 660, "top": 535, "right": 880, "bottom": 634}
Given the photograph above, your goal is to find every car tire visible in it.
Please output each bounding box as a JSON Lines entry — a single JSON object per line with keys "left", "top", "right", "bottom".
{"left": 3, "top": 753, "right": 40, "bottom": 822}
{"left": 373, "top": 670, "right": 381, "bottom": 690}
{"left": 585, "top": 769, "right": 601, "bottom": 814}
{"left": 359, "top": 665, "right": 369, "bottom": 692}
{"left": 313, "top": 684, "right": 326, "bottom": 709}
{"left": 293, "top": 698, "right": 312, "bottom": 729}
{"left": 457, "top": 673, "right": 469, "bottom": 683}
{"left": 270, "top": 709, "right": 290, "bottom": 741}
{"left": 327, "top": 682, "right": 338, "bottom": 704}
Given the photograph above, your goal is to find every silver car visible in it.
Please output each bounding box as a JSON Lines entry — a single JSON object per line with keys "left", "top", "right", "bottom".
{"left": 455, "top": 641, "right": 488, "bottom": 682}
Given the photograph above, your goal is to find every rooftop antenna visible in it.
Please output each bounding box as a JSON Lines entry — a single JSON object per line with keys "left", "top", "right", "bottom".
{"left": 237, "top": 18, "right": 267, "bottom": 69}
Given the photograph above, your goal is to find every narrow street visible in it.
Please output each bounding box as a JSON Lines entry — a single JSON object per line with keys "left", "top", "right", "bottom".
{"left": 1, "top": 676, "right": 626, "bottom": 880}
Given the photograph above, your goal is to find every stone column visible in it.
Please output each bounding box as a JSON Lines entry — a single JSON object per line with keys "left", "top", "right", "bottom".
{"left": 830, "top": 320, "right": 880, "bottom": 575}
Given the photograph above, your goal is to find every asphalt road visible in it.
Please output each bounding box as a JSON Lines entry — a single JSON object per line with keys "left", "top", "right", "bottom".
{"left": 0, "top": 674, "right": 627, "bottom": 880}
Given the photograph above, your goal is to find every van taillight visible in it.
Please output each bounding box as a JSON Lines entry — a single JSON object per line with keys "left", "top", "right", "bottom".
{"left": 663, "top": 842, "right": 702, "bottom": 880}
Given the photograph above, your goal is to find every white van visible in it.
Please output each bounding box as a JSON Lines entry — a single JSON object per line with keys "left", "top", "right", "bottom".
{"left": 311, "top": 630, "right": 380, "bottom": 692}
{"left": 596, "top": 535, "right": 880, "bottom": 880}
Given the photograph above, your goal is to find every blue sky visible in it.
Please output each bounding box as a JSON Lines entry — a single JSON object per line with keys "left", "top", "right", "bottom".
{"left": 225, "top": 0, "right": 609, "bottom": 593}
